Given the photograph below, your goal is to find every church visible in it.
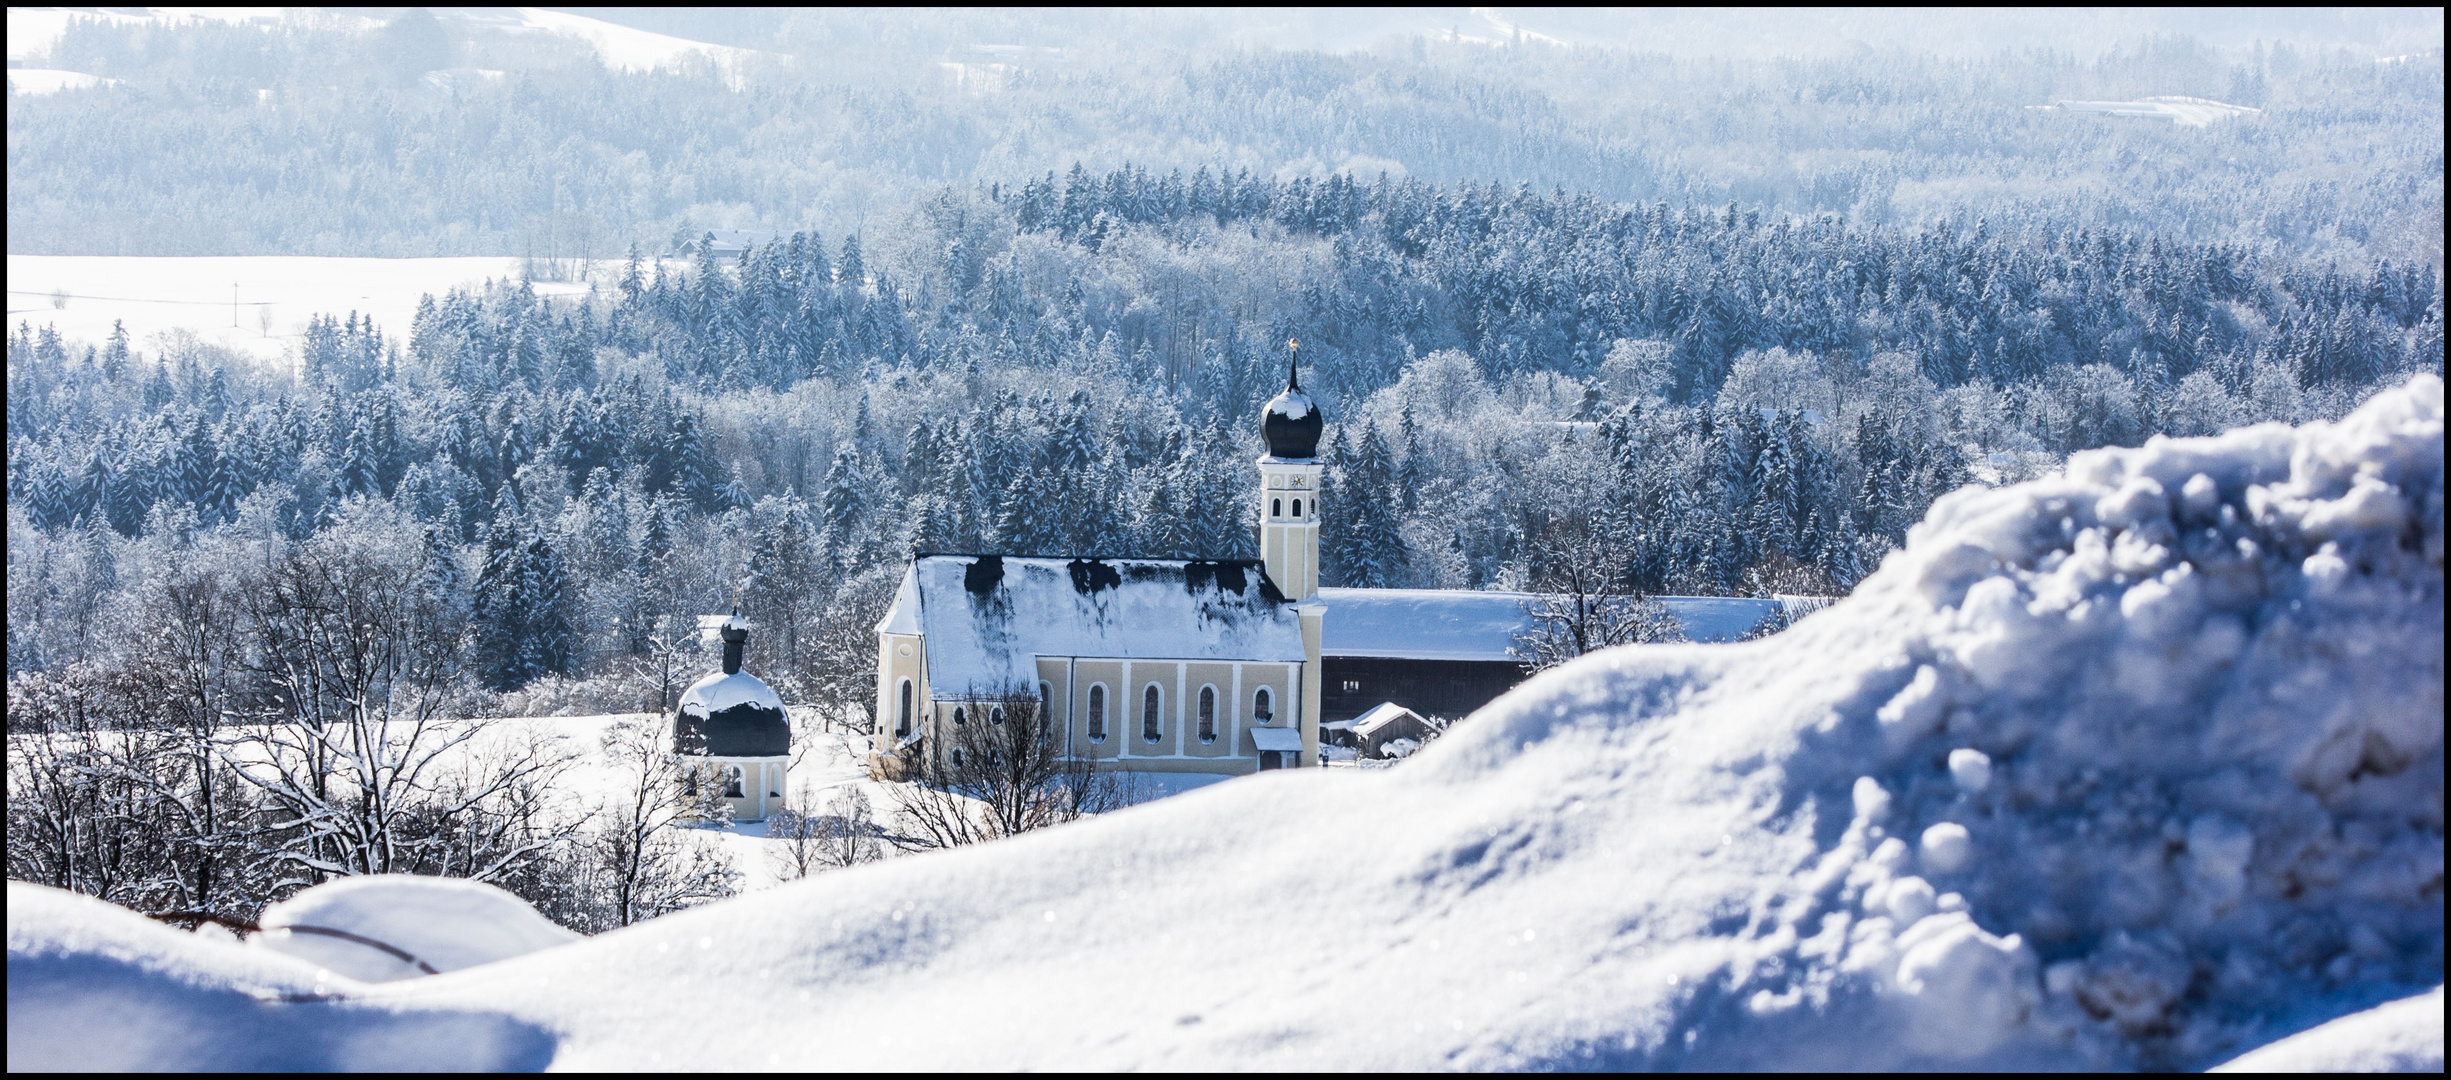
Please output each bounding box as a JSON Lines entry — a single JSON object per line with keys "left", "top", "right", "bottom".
{"left": 871, "top": 360, "right": 1791, "bottom": 778}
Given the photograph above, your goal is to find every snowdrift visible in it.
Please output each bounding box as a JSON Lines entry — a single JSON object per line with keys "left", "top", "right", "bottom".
{"left": 8, "top": 376, "right": 2441, "bottom": 1071}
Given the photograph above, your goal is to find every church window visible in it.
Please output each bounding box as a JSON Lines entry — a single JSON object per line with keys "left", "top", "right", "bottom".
{"left": 1272, "top": 497, "right": 1282, "bottom": 519}
{"left": 1037, "top": 682, "right": 1054, "bottom": 741}
{"left": 950, "top": 748, "right": 964, "bottom": 768}
{"left": 1198, "top": 686, "right": 1217, "bottom": 743}
{"left": 990, "top": 706, "right": 1005, "bottom": 727}
{"left": 683, "top": 769, "right": 698, "bottom": 796}
{"left": 896, "top": 680, "right": 913, "bottom": 737}
{"left": 1253, "top": 686, "right": 1273, "bottom": 721}
{"left": 1292, "top": 498, "right": 1303, "bottom": 518}
{"left": 1087, "top": 685, "right": 1107, "bottom": 741}
{"left": 723, "top": 766, "right": 744, "bottom": 798}
{"left": 1142, "top": 684, "right": 1163, "bottom": 742}
{"left": 953, "top": 707, "right": 966, "bottom": 727}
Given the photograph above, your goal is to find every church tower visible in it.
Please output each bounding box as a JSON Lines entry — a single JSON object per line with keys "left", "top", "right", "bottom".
{"left": 1257, "top": 345, "right": 1324, "bottom": 601}
{"left": 1258, "top": 344, "right": 1327, "bottom": 770}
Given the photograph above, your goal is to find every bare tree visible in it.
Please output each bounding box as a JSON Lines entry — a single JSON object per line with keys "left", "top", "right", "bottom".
{"left": 586, "top": 716, "right": 736, "bottom": 927}
{"left": 768, "top": 785, "right": 882, "bottom": 880}
{"left": 224, "top": 533, "right": 568, "bottom": 887}
{"left": 1511, "top": 516, "right": 1682, "bottom": 672}
{"left": 625, "top": 614, "right": 702, "bottom": 714}
{"left": 884, "top": 683, "right": 1129, "bottom": 850}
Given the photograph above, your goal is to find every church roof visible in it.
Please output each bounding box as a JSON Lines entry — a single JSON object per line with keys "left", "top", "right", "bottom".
{"left": 675, "top": 671, "right": 789, "bottom": 757}
{"left": 1316, "top": 588, "right": 1797, "bottom": 661}
{"left": 894, "top": 555, "right": 1306, "bottom": 695}
{"left": 1261, "top": 362, "right": 1324, "bottom": 460}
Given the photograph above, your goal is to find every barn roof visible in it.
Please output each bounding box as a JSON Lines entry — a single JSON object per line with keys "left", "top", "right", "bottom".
{"left": 1316, "top": 588, "right": 1796, "bottom": 661}
{"left": 891, "top": 555, "right": 1306, "bottom": 695}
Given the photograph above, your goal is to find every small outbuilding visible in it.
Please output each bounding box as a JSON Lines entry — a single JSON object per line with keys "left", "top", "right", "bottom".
{"left": 674, "top": 609, "right": 790, "bottom": 822}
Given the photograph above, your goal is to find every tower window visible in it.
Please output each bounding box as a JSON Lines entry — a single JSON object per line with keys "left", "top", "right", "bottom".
{"left": 1143, "top": 684, "right": 1163, "bottom": 742}
{"left": 897, "top": 680, "right": 913, "bottom": 737}
{"left": 1272, "top": 497, "right": 1282, "bottom": 519}
{"left": 1292, "top": 498, "right": 1303, "bottom": 518}
{"left": 1087, "top": 684, "right": 1107, "bottom": 741}
{"left": 1198, "top": 686, "right": 1217, "bottom": 743}
{"left": 1253, "top": 686, "right": 1273, "bottom": 721}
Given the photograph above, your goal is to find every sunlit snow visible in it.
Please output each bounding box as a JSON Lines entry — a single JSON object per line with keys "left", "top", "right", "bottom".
{"left": 7, "top": 376, "right": 2440, "bottom": 1070}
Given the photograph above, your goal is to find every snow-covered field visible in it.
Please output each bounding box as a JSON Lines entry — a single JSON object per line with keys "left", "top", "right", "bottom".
{"left": 8, "top": 376, "right": 2442, "bottom": 1070}
{"left": 7, "top": 6, "right": 753, "bottom": 77}
{"left": 5, "top": 255, "right": 596, "bottom": 363}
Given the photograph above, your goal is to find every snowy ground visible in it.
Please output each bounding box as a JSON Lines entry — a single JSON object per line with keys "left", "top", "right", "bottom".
{"left": 5, "top": 255, "right": 598, "bottom": 364}
{"left": 8, "top": 376, "right": 2442, "bottom": 1071}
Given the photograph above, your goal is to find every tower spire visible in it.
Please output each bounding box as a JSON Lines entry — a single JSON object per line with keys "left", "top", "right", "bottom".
{"left": 1286, "top": 337, "right": 1301, "bottom": 392}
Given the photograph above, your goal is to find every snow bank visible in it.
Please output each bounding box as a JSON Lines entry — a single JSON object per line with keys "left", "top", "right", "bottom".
{"left": 9, "top": 377, "right": 2440, "bottom": 1070}
{"left": 253, "top": 875, "right": 580, "bottom": 983}
{"left": 5, "top": 884, "right": 554, "bottom": 1071}
{"left": 2211, "top": 985, "right": 2443, "bottom": 1072}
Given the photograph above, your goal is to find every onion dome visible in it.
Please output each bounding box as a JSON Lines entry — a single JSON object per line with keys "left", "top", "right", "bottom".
{"left": 673, "top": 610, "right": 789, "bottom": 756}
{"left": 1261, "top": 357, "right": 1324, "bottom": 460}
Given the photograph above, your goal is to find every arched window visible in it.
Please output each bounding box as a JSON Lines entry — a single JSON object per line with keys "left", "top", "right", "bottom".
{"left": 723, "top": 766, "right": 744, "bottom": 798}
{"left": 1292, "top": 498, "right": 1303, "bottom": 519}
{"left": 683, "top": 769, "right": 699, "bottom": 796}
{"left": 1253, "top": 686, "right": 1274, "bottom": 721}
{"left": 1142, "top": 684, "right": 1162, "bottom": 742}
{"left": 1272, "top": 497, "right": 1282, "bottom": 518}
{"left": 950, "top": 748, "right": 964, "bottom": 768}
{"left": 1087, "top": 684, "right": 1107, "bottom": 741}
{"left": 1198, "top": 686, "right": 1217, "bottom": 743}
{"left": 953, "top": 707, "right": 967, "bottom": 727}
{"left": 990, "top": 706, "right": 1005, "bottom": 727}
{"left": 896, "top": 680, "right": 913, "bottom": 737}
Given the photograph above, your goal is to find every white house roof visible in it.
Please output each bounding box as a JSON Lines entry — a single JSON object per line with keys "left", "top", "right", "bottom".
{"left": 1349, "top": 702, "right": 1425, "bottom": 738}
{"left": 1317, "top": 588, "right": 1794, "bottom": 660}
{"left": 901, "top": 555, "right": 1305, "bottom": 695}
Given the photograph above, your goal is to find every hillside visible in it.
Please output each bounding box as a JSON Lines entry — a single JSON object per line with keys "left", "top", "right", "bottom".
{"left": 9, "top": 374, "right": 2439, "bottom": 1070}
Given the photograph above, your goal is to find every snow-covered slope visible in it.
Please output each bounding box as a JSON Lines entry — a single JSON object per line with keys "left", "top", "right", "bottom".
{"left": 9, "top": 377, "right": 2441, "bottom": 1070}
{"left": 2211, "top": 985, "right": 2443, "bottom": 1072}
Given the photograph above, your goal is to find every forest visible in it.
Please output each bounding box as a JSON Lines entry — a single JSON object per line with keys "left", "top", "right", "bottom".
{"left": 11, "top": 168, "right": 2440, "bottom": 707}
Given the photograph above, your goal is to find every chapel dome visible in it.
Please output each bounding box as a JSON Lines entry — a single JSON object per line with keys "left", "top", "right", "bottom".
{"left": 671, "top": 610, "right": 790, "bottom": 757}
{"left": 674, "top": 671, "right": 790, "bottom": 757}
{"left": 1261, "top": 365, "right": 1324, "bottom": 460}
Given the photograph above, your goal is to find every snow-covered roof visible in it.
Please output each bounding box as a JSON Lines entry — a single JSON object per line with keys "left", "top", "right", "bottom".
{"left": 1349, "top": 702, "right": 1425, "bottom": 738}
{"left": 876, "top": 568, "right": 921, "bottom": 635}
{"left": 907, "top": 555, "right": 1304, "bottom": 695}
{"left": 1250, "top": 727, "right": 1303, "bottom": 752}
{"left": 1317, "top": 589, "right": 1790, "bottom": 660}
{"left": 678, "top": 671, "right": 783, "bottom": 717}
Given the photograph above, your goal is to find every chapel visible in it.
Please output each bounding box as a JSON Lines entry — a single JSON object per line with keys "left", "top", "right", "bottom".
{"left": 674, "top": 609, "right": 791, "bottom": 820}
{"left": 872, "top": 356, "right": 1795, "bottom": 778}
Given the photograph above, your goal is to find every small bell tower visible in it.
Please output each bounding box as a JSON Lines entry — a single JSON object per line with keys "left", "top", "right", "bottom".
{"left": 1257, "top": 340, "right": 1324, "bottom": 601}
